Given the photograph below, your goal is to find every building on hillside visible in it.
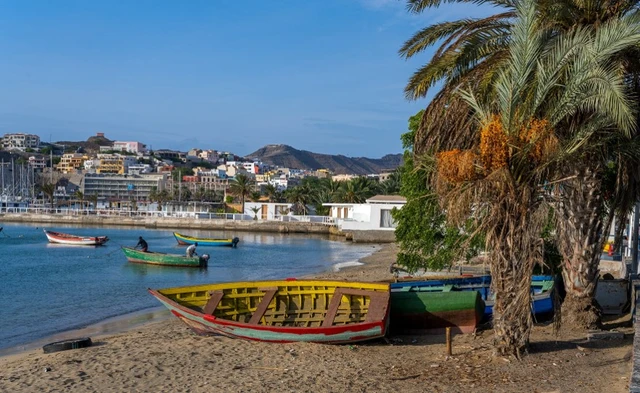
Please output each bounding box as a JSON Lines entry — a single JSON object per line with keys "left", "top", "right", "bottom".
{"left": 112, "top": 141, "right": 147, "bottom": 154}
{"left": 268, "top": 174, "right": 289, "bottom": 190}
{"left": 82, "top": 173, "right": 167, "bottom": 201}
{"left": 28, "top": 156, "right": 47, "bottom": 169}
{"left": 156, "top": 149, "right": 185, "bottom": 162}
{"left": 56, "top": 153, "right": 88, "bottom": 174}
{"left": 309, "top": 169, "right": 331, "bottom": 179}
{"left": 2, "top": 133, "right": 40, "bottom": 151}
{"left": 84, "top": 159, "right": 100, "bottom": 172}
{"left": 218, "top": 164, "right": 248, "bottom": 178}
{"left": 242, "top": 162, "right": 263, "bottom": 175}
{"left": 199, "top": 149, "right": 219, "bottom": 163}
{"left": 127, "top": 164, "right": 153, "bottom": 175}
{"left": 95, "top": 154, "right": 137, "bottom": 174}
{"left": 377, "top": 171, "right": 396, "bottom": 182}
{"left": 332, "top": 174, "right": 358, "bottom": 182}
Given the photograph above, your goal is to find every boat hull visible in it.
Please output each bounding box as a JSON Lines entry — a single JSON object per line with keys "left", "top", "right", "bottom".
{"left": 149, "top": 280, "right": 390, "bottom": 344}
{"left": 122, "top": 247, "right": 207, "bottom": 268}
{"left": 173, "top": 232, "right": 239, "bottom": 247}
{"left": 389, "top": 291, "right": 484, "bottom": 334}
{"left": 391, "top": 275, "right": 556, "bottom": 321}
{"left": 44, "top": 229, "right": 109, "bottom": 246}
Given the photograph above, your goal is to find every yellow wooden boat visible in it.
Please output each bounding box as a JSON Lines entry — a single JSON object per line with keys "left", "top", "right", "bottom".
{"left": 149, "top": 279, "right": 390, "bottom": 344}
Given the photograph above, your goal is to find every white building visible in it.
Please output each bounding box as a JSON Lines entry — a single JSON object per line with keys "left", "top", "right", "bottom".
{"left": 2, "top": 133, "right": 40, "bottom": 151}
{"left": 112, "top": 141, "right": 147, "bottom": 154}
{"left": 324, "top": 195, "right": 407, "bottom": 231}
{"left": 127, "top": 164, "right": 153, "bottom": 175}
{"left": 28, "top": 156, "right": 47, "bottom": 169}
{"left": 243, "top": 202, "right": 294, "bottom": 220}
{"left": 242, "top": 162, "right": 263, "bottom": 175}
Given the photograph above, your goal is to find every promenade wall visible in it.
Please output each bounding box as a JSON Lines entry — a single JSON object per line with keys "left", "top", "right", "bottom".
{"left": 0, "top": 213, "right": 397, "bottom": 243}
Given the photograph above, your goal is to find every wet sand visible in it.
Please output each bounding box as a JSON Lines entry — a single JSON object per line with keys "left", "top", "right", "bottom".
{"left": 0, "top": 243, "right": 634, "bottom": 393}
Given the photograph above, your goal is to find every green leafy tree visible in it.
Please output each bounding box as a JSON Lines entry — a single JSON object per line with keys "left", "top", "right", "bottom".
{"left": 393, "top": 110, "right": 481, "bottom": 273}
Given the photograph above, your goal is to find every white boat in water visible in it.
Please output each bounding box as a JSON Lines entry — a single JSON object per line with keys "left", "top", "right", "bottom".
{"left": 43, "top": 229, "right": 109, "bottom": 246}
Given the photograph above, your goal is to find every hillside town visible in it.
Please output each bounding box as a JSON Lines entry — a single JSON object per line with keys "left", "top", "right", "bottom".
{"left": 0, "top": 132, "right": 401, "bottom": 220}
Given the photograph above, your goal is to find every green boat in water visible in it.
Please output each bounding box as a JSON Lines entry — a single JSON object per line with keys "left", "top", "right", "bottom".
{"left": 121, "top": 247, "right": 210, "bottom": 268}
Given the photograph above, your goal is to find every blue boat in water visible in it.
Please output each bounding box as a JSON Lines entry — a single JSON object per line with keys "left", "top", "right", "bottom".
{"left": 390, "top": 275, "right": 557, "bottom": 321}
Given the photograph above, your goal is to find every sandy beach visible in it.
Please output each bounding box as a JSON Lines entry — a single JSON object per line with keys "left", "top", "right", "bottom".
{"left": 0, "top": 243, "right": 634, "bottom": 393}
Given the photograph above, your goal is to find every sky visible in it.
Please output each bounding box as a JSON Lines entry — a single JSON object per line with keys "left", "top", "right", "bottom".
{"left": 0, "top": 0, "right": 491, "bottom": 158}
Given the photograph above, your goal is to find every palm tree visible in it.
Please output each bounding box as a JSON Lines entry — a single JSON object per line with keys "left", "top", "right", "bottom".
{"left": 250, "top": 206, "right": 261, "bottom": 220}
{"left": 229, "top": 174, "right": 255, "bottom": 215}
{"left": 401, "top": 0, "right": 640, "bottom": 328}
{"left": 430, "top": 0, "right": 639, "bottom": 356}
{"left": 286, "top": 184, "right": 315, "bottom": 215}
{"left": 337, "top": 177, "right": 376, "bottom": 203}
{"left": 263, "top": 184, "right": 278, "bottom": 202}
{"left": 380, "top": 170, "right": 401, "bottom": 195}
{"left": 74, "top": 190, "right": 85, "bottom": 209}
{"left": 41, "top": 183, "right": 55, "bottom": 209}
{"left": 250, "top": 191, "right": 262, "bottom": 202}
{"left": 87, "top": 193, "right": 99, "bottom": 210}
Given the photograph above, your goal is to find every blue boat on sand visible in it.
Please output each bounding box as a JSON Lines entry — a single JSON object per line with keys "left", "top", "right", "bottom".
{"left": 390, "top": 275, "right": 557, "bottom": 321}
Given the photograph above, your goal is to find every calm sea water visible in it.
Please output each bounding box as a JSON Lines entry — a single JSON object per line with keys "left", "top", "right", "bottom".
{"left": 0, "top": 223, "right": 378, "bottom": 352}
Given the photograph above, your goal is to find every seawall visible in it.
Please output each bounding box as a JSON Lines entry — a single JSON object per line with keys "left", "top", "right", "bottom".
{"left": 0, "top": 213, "right": 398, "bottom": 243}
{"left": 0, "top": 213, "right": 330, "bottom": 234}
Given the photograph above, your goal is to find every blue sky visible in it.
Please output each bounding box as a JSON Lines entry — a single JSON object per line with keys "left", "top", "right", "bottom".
{"left": 0, "top": 0, "right": 489, "bottom": 158}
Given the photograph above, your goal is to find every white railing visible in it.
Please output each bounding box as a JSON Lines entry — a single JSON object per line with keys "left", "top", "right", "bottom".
{"left": 0, "top": 206, "right": 336, "bottom": 225}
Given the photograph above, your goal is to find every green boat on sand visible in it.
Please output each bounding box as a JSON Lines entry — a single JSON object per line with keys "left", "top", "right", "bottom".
{"left": 121, "top": 247, "right": 210, "bottom": 268}
{"left": 390, "top": 290, "right": 485, "bottom": 334}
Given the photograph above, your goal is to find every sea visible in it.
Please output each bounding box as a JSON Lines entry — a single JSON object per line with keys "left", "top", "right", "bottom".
{"left": 0, "top": 223, "right": 378, "bottom": 354}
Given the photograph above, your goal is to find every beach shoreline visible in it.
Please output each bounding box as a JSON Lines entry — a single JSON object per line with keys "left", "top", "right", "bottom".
{"left": 0, "top": 242, "right": 634, "bottom": 393}
{"left": 0, "top": 242, "right": 387, "bottom": 361}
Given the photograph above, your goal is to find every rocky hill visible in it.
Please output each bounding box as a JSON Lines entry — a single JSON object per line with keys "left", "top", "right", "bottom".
{"left": 246, "top": 144, "right": 403, "bottom": 175}
{"left": 55, "top": 135, "right": 113, "bottom": 154}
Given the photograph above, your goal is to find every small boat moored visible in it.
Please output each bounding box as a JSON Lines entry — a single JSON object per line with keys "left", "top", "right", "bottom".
{"left": 173, "top": 232, "right": 240, "bottom": 247}
{"left": 149, "top": 279, "right": 390, "bottom": 344}
{"left": 390, "top": 275, "right": 557, "bottom": 322}
{"left": 122, "top": 247, "right": 210, "bottom": 268}
{"left": 389, "top": 290, "right": 485, "bottom": 334}
{"left": 43, "top": 229, "right": 109, "bottom": 246}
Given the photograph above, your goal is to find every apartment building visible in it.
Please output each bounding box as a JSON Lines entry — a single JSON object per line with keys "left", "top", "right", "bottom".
{"left": 56, "top": 153, "right": 87, "bottom": 173}
{"left": 82, "top": 173, "right": 167, "bottom": 200}
{"left": 2, "top": 133, "right": 40, "bottom": 151}
{"left": 28, "top": 156, "right": 47, "bottom": 169}
{"left": 95, "top": 154, "right": 137, "bottom": 174}
{"left": 112, "top": 141, "right": 147, "bottom": 154}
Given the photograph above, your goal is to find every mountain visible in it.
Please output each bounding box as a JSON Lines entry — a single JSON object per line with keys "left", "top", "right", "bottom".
{"left": 246, "top": 145, "right": 403, "bottom": 175}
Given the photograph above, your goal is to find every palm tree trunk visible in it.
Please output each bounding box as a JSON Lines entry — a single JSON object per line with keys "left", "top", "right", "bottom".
{"left": 556, "top": 164, "right": 603, "bottom": 329}
{"left": 487, "top": 189, "right": 543, "bottom": 358}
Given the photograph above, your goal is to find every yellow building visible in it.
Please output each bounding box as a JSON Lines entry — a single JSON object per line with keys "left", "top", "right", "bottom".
{"left": 56, "top": 153, "right": 87, "bottom": 174}
{"left": 96, "top": 154, "right": 137, "bottom": 175}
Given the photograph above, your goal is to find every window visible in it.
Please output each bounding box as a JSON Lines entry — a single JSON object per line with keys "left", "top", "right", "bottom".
{"left": 380, "top": 209, "right": 396, "bottom": 228}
